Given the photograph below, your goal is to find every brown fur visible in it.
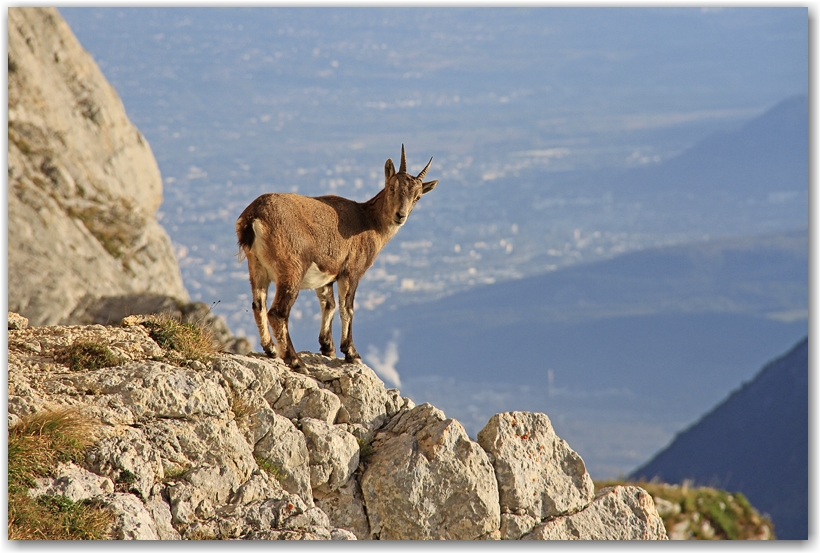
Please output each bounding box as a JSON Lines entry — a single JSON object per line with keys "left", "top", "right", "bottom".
{"left": 236, "top": 146, "right": 438, "bottom": 370}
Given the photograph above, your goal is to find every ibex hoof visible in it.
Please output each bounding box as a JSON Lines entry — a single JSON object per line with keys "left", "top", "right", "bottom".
{"left": 286, "top": 355, "right": 309, "bottom": 375}
{"left": 344, "top": 354, "right": 362, "bottom": 364}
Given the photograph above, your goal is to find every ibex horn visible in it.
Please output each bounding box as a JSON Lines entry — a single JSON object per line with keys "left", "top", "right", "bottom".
{"left": 417, "top": 157, "right": 433, "bottom": 180}
{"left": 400, "top": 144, "right": 407, "bottom": 174}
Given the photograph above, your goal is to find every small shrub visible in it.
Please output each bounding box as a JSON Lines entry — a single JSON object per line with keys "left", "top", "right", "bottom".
{"left": 139, "top": 313, "right": 218, "bottom": 363}
{"left": 56, "top": 340, "right": 124, "bottom": 372}
{"left": 116, "top": 469, "right": 137, "bottom": 485}
{"left": 162, "top": 465, "right": 189, "bottom": 482}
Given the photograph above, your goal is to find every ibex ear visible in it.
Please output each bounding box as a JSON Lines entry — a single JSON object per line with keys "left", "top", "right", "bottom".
{"left": 421, "top": 180, "right": 438, "bottom": 194}
{"left": 384, "top": 159, "right": 396, "bottom": 183}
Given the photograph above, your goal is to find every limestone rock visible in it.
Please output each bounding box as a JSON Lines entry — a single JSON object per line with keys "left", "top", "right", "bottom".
{"left": 30, "top": 462, "right": 115, "bottom": 502}
{"left": 92, "top": 362, "right": 231, "bottom": 420}
{"left": 300, "top": 418, "right": 359, "bottom": 494}
{"left": 314, "top": 477, "right": 370, "bottom": 540}
{"left": 8, "top": 7, "right": 188, "bottom": 327}
{"left": 253, "top": 411, "right": 313, "bottom": 506}
{"left": 146, "top": 487, "right": 181, "bottom": 540}
{"left": 8, "top": 312, "right": 28, "bottom": 330}
{"left": 522, "top": 486, "right": 668, "bottom": 540}
{"left": 270, "top": 371, "right": 341, "bottom": 424}
{"left": 477, "top": 411, "right": 595, "bottom": 536}
{"left": 360, "top": 403, "right": 500, "bottom": 540}
{"left": 86, "top": 429, "right": 164, "bottom": 499}
{"left": 7, "top": 321, "right": 665, "bottom": 541}
{"left": 103, "top": 492, "right": 161, "bottom": 540}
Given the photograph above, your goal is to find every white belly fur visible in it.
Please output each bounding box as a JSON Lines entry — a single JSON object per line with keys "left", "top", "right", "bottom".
{"left": 300, "top": 262, "right": 335, "bottom": 290}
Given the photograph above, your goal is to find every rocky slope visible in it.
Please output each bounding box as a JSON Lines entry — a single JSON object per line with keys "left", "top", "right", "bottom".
{"left": 8, "top": 7, "right": 188, "bottom": 326}
{"left": 7, "top": 312, "right": 666, "bottom": 540}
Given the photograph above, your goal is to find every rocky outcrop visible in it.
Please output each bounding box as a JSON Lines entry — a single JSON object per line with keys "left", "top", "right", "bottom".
{"left": 66, "top": 293, "right": 252, "bottom": 354}
{"left": 8, "top": 7, "right": 188, "bottom": 327}
{"left": 7, "top": 314, "right": 667, "bottom": 540}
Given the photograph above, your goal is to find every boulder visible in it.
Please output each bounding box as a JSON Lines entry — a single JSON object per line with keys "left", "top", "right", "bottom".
{"left": 252, "top": 411, "right": 313, "bottom": 506}
{"left": 300, "top": 418, "right": 360, "bottom": 494}
{"left": 522, "top": 486, "right": 668, "bottom": 540}
{"left": 314, "top": 477, "right": 370, "bottom": 540}
{"left": 477, "top": 411, "right": 594, "bottom": 538}
{"left": 360, "top": 403, "right": 500, "bottom": 540}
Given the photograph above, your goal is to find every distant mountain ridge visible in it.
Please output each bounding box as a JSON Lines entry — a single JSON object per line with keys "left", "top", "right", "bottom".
{"left": 629, "top": 338, "right": 808, "bottom": 540}
{"left": 621, "top": 94, "right": 807, "bottom": 199}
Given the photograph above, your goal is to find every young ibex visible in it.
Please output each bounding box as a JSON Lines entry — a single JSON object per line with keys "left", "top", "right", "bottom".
{"left": 236, "top": 146, "right": 438, "bottom": 371}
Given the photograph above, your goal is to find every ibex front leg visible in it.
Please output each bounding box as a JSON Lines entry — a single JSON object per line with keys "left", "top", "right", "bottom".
{"left": 315, "top": 283, "right": 336, "bottom": 358}
{"left": 268, "top": 280, "right": 307, "bottom": 373}
{"left": 337, "top": 275, "right": 362, "bottom": 363}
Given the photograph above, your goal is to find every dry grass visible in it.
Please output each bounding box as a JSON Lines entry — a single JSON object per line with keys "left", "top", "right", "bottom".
{"left": 230, "top": 392, "right": 257, "bottom": 422}
{"left": 8, "top": 494, "right": 114, "bottom": 540}
{"left": 138, "top": 312, "right": 219, "bottom": 363}
{"left": 7, "top": 408, "right": 114, "bottom": 540}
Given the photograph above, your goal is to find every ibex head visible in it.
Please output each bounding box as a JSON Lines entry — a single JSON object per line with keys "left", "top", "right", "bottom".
{"left": 383, "top": 144, "right": 438, "bottom": 226}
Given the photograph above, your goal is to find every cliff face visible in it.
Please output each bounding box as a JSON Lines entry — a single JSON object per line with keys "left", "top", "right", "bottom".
{"left": 7, "top": 7, "right": 188, "bottom": 326}
{"left": 7, "top": 313, "right": 667, "bottom": 541}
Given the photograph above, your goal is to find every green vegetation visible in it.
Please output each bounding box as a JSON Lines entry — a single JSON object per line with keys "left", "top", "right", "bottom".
{"left": 255, "top": 456, "right": 284, "bottom": 481}
{"left": 595, "top": 480, "right": 775, "bottom": 540}
{"left": 7, "top": 408, "right": 114, "bottom": 540}
{"left": 162, "top": 464, "right": 189, "bottom": 482}
{"left": 357, "top": 436, "right": 375, "bottom": 465}
{"left": 56, "top": 340, "right": 125, "bottom": 372}
{"left": 139, "top": 313, "right": 218, "bottom": 363}
{"left": 116, "top": 469, "right": 137, "bottom": 485}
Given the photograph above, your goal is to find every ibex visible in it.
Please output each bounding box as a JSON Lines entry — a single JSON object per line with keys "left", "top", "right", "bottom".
{"left": 236, "top": 146, "right": 438, "bottom": 371}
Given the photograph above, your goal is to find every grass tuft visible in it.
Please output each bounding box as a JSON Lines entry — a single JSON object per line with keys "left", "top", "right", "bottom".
{"left": 8, "top": 408, "right": 96, "bottom": 492}
{"left": 138, "top": 313, "right": 219, "bottom": 363}
{"left": 7, "top": 408, "right": 113, "bottom": 540}
{"left": 56, "top": 340, "right": 125, "bottom": 372}
{"left": 230, "top": 391, "right": 257, "bottom": 421}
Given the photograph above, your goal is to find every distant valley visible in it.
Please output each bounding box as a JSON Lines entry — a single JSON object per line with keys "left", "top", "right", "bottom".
{"left": 354, "top": 230, "right": 807, "bottom": 478}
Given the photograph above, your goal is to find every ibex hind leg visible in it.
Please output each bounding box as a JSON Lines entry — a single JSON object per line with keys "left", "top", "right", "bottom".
{"left": 248, "top": 264, "right": 275, "bottom": 356}
{"left": 315, "top": 283, "right": 337, "bottom": 358}
{"left": 268, "top": 282, "right": 308, "bottom": 374}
